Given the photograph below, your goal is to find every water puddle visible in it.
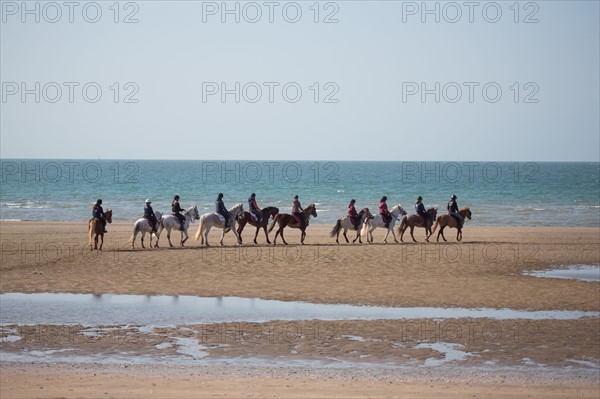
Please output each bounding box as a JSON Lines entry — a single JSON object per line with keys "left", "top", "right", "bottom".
{"left": 1, "top": 293, "right": 598, "bottom": 326}
{"left": 525, "top": 264, "right": 600, "bottom": 282}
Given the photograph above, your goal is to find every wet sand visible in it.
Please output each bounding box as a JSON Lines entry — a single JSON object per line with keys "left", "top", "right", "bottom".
{"left": 1, "top": 221, "right": 599, "bottom": 397}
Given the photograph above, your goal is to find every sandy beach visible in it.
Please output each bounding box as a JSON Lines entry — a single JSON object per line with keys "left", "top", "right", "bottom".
{"left": 1, "top": 221, "right": 599, "bottom": 398}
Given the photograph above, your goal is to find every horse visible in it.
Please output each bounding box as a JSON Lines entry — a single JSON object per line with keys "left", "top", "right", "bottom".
{"left": 130, "top": 211, "right": 163, "bottom": 249}
{"left": 88, "top": 209, "right": 112, "bottom": 251}
{"left": 362, "top": 204, "right": 407, "bottom": 244}
{"left": 329, "top": 208, "right": 373, "bottom": 244}
{"left": 156, "top": 205, "right": 200, "bottom": 247}
{"left": 194, "top": 203, "right": 244, "bottom": 246}
{"left": 268, "top": 203, "right": 317, "bottom": 245}
{"left": 428, "top": 208, "right": 472, "bottom": 242}
{"left": 398, "top": 207, "right": 438, "bottom": 243}
{"left": 237, "top": 206, "right": 279, "bottom": 244}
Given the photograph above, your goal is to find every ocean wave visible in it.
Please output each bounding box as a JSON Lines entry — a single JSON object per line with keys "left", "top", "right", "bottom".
{"left": 0, "top": 219, "right": 22, "bottom": 222}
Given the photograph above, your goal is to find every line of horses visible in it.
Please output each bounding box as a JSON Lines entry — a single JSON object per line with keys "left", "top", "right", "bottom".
{"left": 88, "top": 203, "right": 472, "bottom": 251}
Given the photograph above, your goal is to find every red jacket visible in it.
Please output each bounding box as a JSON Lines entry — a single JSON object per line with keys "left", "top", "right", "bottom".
{"left": 379, "top": 201, "right": 389, "bottom": 215}
{"left": 348, "top": 204, "right": 358, "bottom": 218}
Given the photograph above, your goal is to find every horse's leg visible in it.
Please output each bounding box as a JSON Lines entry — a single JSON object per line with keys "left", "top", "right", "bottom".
{"left": 457, "top": 228, "right": 461, "bottom": 242}
{"left": 237, "top": 220, "right": 245, "bottom": 244}
{"left": 262, "top": 225, "right": 271, "bottom": 244}
{"left": 99, "top": 233, "right": 104, "bottom": 250}
{"left": 343, "top": 227, "right": 349, "bottom": 243}
{"left": 141, "top": 232, "right": 146, "bottom": 249}
{"left": 220, "top": 227, "right": 226, "bottom": 246}
{"left": 410, "top": 226, "right": 417, "bottom": 243}
{"left": 181, "top": 229, "right": 188, "bottom": 246}
{"left": 439, "top": 226, "right": 447, "bottom": 242}
{"left": 279, "top": 227, "right": 288, "bottom": 245}
{"left": 383, "top": 227, "right": 390, "bottom": 244}
{"left": 391, "top": 223, "right": 399, "bottom": 243}
{"left": 163, "top": 227, "right": 173, "bottom": 247}
{"left": 300, "top": 228, "right": 305, "bottom": 245}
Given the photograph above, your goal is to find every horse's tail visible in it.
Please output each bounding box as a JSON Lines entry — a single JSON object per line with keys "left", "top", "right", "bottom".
{"left": 430, "top": 216, "right": 441, "bottom": 235}
{"left": 88, "top": 219, "right": 95, "bottom": 245}
{"left": 397, "top": 215, "right": 407, "bottom": 235}
{"left": 130, "top": 222, "right": 140, "bottom": 243}
{"left": 194, "top": 215, "right": 205, "bottom": 241}
{"left": 329, "top": 219, "right": 342, "bottom": 238}
{"left": 268, "top": 215, "right": 278, "bottom": 233}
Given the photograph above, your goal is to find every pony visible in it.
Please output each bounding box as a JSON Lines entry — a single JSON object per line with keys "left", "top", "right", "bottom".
{"left": 329, "top": 208, "right": 373, "bottom": 244}
{"left": 156, "top": 205, "right": 200, "bottom": 247}
{"left": 88, "top": 209, "right": 112, "bottom": 251}
{"left": 362, "top": 204, "right": 407, "bottom": 244}
{"left": 428, "top": 208, "right": 472, "bottom": 242}
{"left": 268, "top": 203, "right": 317, "bottom": 245}
{"left": 194, "top": 203, "right": 244, "bottom": 246}
{"left": 236, "top": 206, "right": 279, "bottom": 244}
{"left": 130, "top": 211, "right": 163, "bottom": 249}
{"left": 398, "top": 207, "right": 438, "bottom": 242}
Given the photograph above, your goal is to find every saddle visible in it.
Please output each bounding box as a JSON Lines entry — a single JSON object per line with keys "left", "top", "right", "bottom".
{"left": 216, "top": 214, "right": 226, "bottom": 223}
{"left": 143, "top": 216, "right": 154, "bottom": 228}
{"left": 292, "top": 214, "right": 302, "bottom": 224}
{"left": 250, "top": 213, "right": 258, "bottom": 222}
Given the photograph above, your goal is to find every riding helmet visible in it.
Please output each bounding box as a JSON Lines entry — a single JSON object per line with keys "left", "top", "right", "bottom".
{"left": 218, "top": 193, "right": 224, "bottom": 199}
{"left": 350, "top": 199, "right": 356, "bottom": 203}
{"left": 174, "top": 195, "right": 180, "bottom": 200}
{"left": 145, "top": 199, "right": 152, "bottom": 204}
{"left": 451, "top": 195, "right": 457, "bottom": 200}
{"left": 251, "top": 193, "right": 256, "bottom": 197}
{"left": 96, "top": 199, "right": 102, "bottom": 204}
{"left": 294, "top": 195, "right": 298, "bottom": 199}
{"left": 417, "top": 196, "right": 422, "bottom": 201}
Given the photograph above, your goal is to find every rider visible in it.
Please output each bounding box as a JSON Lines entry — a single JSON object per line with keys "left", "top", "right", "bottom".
{"left": 172, "top": 195, "right": 185, "bottom": 230}
{"left": 92, "top": 199, "right": 107, "bottom": 233}
{"left": 415, "top": 196, "right": 428, "bottom": 226}
{"left": 248, "top": 193, "right": 262, "bottom": 224}
{"left": 144, "top": 199, "right": 158, "bottom": 232}
{"left": 379, "top": 196, "right": 392, "bottom": 228}
{"left": 348, "top": 199, "right": 360, "bottom": 230}
{"left": 292, "top": 194, "right": 306, "bottom": 229}
{"left": 216, "top": 193, "right": 231, "bottom": 228}
{"left": 447, "top": 194, "right": 464, "bottom": 227}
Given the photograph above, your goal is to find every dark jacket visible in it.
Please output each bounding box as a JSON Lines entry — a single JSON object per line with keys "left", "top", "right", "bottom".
{"left": 448, "top": 200, "right": 459, "bottom": 213}
{"left": 93, "top": 204, "right": 104, "bottom": 219}
{"left": 172, "top": 200, "right": 183, "bottom": 213}
{"left": 216, "top": 198, "right": 228, "bottom": 214}
{"left": 415, "top": 202, "right": 426, "bottom": 214}
{"left": 144, "top": 204, "right": 156, "bottom": 219}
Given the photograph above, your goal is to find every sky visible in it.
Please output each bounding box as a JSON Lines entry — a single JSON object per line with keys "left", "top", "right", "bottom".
{"left": 1, "top": 0, "right": 599, "bottom": 161}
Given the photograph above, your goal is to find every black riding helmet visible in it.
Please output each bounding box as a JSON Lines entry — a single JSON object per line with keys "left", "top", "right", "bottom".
{"left": 417, "top": 196, "right": 422, "bottom": 201}
{"left": 218, "top": 193, "right": 224, "bottom": 199}
{"left": 174, "top": 195, "right": 180, "bottom": 200}
{"left": 350, "top": 199, "right": 356, "bottom": 204}
{"left": 451, "top": 195, "right": 457, "bottom": 200}
{"left": 250, "top": 193, "right": 256, "bottom": 197}
{"left": 96, "top": 199, "right": 102, "bottom": 204}
{"left": 381, "top": 196, "right": 387, "bottom": 202}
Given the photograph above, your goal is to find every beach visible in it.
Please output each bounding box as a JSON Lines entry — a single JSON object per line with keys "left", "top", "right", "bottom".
{"left": 1, "top": 221, "right": 599, "bottom": 398}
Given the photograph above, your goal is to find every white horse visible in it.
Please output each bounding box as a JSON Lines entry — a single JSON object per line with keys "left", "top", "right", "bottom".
{"left": 362, "top": 204, "right": 407, "bottom": 244}
{"left": 156, "top": 205, "right": 200, "bottom": 247}
{"left": 194, "top": 203, "right": 244, "bottom": 246}
{"left": 130, "top": 211, "right": 163, "bottom": 249}
{"left": 329, "top": 208, "right": 373, "bottom": 244}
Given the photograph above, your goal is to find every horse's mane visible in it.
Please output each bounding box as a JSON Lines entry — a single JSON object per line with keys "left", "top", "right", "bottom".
{"left": 262, "top": 206, "right": 277, "bottom": 212}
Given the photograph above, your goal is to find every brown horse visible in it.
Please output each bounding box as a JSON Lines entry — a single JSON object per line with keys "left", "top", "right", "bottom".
{"left": 88, "top": 209, "right": 112, "bottom": 250}
{"left": 398, "top": 207, "right": 437, "bottom": 243}
{"left": 268, "top": 203, "right": 317, "bottom": 245}
{"left": 237, "top": 206, "right": 279, "bottom": 244}
{"left": 428, "top": 208, "right": 472, "bottom": 242}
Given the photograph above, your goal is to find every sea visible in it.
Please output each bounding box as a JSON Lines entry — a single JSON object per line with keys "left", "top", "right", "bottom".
{"left": 0, "top": 160, "right": 598, "bottom": 227}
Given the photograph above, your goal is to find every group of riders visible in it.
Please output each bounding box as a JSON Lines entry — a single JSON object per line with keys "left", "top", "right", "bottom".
{"left": 92, "top": 193, "right": 464, "bottom": 234}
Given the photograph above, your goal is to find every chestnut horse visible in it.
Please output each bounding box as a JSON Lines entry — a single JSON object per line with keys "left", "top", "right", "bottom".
{"left": 237, "top": 206, "right": 279, "bottom": 244}
{"left": 397, "top": 207, "right": 437, "bottom": 243}
{"left": 428, "top": 208, "right": 472, "bottom": 242}
{"left": 88, "top": 209, "right": 112, "bottom": 250}
{"left": 268, "top": 203, "right": 317, "bottom": 245}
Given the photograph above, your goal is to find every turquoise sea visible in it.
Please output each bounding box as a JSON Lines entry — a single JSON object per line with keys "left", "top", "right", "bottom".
{"left": 0, "top": 160, "right": 598, "bottom": 227}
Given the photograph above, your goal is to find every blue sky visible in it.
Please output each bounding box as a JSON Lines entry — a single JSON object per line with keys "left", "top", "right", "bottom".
{"left": 1, "top": 1, "right": 599, "bottom": 161}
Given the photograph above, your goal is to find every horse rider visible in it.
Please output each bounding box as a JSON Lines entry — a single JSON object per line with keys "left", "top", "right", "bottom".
{"left": 144, "top": 199, "right": 158, "bottom": 232}
{"left": 248, "top": 193, "right": 263, "bottom": 224}
{"left": 172, "top": 195, "right": 186, "bottom": 230}
{"left": 292, "top": 194, "right": 306, "bottom": 229}
{"left": 415, "top": 196, "right": 428, "bottom": 226}
{"left": 348, "top": 199, "right": 360, "bottom": 230}
{"left": 216, "top": 193, "right": 231, "bottom": 228}
{"left": 92, "top": 199, "right": 107, "bottom": 233}
{"left": 379, "top": 196, "right": 392, "bottom": 228}
{"left": 447, "top": 194, "right": 464, "bottom": 227}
